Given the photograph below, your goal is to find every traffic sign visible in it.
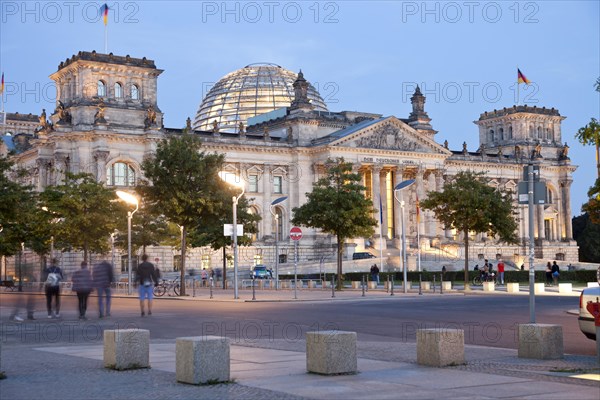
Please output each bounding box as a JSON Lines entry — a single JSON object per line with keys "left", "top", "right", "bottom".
{"left": 290, "top": 226, "right": 302, "bottom": 241}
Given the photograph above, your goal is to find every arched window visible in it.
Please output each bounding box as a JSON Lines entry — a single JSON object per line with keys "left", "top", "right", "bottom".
{"left": 106, "top": 162, "right": 136, "bottom": 186}
{"left": 508, "top": 126, "right": 513, "bottom": 139}
{"left": 499, "top": 127, "right": 504, "bottom": 141}
{"left": 97, "top": 80, "right": 106, "bottom": 97}
{"left": 537, "top": 126, "right": 542, "bottom": 139}
{"left": 488, "top": 129, "right": 494, "bottom": 142}
{"left": 131, "top": 84, "right": 139, "bottom": 100}
{"left": 114, "top": 82, "right": 123, "bottom": 98}
{"left": 546, "top": 187, "right": 553, "bottom": 204}
{"left": 272, "top": 207, "right": 284, "bottom": 240}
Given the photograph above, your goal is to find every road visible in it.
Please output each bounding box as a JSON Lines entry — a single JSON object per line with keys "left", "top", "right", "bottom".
{"left": 0, "top": 291, "right": 595, "bottom": 355}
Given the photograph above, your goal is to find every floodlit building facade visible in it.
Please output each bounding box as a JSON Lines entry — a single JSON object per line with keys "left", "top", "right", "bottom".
{"left": 1, "top": 51, "right": 578, "bottom": 277}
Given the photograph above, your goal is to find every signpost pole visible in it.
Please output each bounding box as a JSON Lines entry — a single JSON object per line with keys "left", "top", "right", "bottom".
{"left": 289, "top": 226, "right": 302, "bottom": 300}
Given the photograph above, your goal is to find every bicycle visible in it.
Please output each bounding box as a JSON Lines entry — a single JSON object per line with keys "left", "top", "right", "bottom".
{"left": 153, "top": 278, "right": 180, "bottom": 297}
{"left": 472, "top": 272, "right": 498, "bottom": 286}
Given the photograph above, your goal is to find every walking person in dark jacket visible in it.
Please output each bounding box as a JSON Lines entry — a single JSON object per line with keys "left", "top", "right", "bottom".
{"left": 93, "top": 260, "right": 114, "bottom": 318}
{"left": 72, "top": 261, "right": 93, "bottom": 320}
{"left": 42, "top": 258, "right": 64, "bottom": 318}
{"left": 137, "top": 254, "right": 159, "bottom": 316}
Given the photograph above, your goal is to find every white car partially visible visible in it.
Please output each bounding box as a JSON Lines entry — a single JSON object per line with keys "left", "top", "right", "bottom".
{"left": 579, "top": 286, "right": 600, "bottom": 341}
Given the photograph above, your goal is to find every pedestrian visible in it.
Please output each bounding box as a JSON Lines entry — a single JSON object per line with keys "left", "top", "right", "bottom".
{"left": 72, "top": 261, "right": 93, "bottom": 320}
{"left": 137, "top": 254, "right": 159, "bottom": 317}
{"left": 520, "top": 263, "right": 525, "bottom": 271}
{"left": 9, "top": 290, "right": 36, "bottom": 321}
{"left": 546, "top": 261, "right": 555, "bottom": 284}
{"left": 42, "top": 258, "right": 64, "bottom": 318}
{"left": 93, "top": 260, "right": 114, "bottom": 318}
{"left": 551, "top": 261, "right": 560, "bottom": 285}
{"left": 441, "top": 265, "right": 447, "bottom": 280}
{"left": 370, "top": 264, "right": 379, "bottom": 284}
{"left": 201, "top": 268, "right": 208, "bottom": 287}
{"left": 497, "top": 259, "right": 505, "bottom": 285}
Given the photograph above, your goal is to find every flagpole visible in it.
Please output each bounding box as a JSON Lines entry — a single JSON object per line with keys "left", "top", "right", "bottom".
{"left": 379, "top": 195, "right": 384, "bottom": 273}
{"left": 516, "top": 66, "right": 520, "bottom": 105}
{"left": 416, "top": 194, "right": 421, "bottom": 272}
{"left": 104, "top": 23, "right": 108, "bottom": 53}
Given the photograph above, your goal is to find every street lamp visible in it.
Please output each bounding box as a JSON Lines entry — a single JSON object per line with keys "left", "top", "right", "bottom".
{"left": 116, "top": 190, "right": 139, "bottom": 295}
{"left": 394, "top": 179, "right": 415, "bottom": 294}
{"left": 270, "top": 196, "right": 288, "bottom": 290}
{"left": 219, "top": 172, "right": 245, "bottom": 300}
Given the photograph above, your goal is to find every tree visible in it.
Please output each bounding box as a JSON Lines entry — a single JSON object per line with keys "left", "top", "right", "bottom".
{"left": 40, "top": 173, "right": 122, "bottom": 263}
{"left": 572, "top": 212, "right": 600, "bottom": 263}
{"left": 139, "top": 134, "right": 234, "bottom": 295}
{"left": 113, "top": 199, "right": 171, "bottom": 255}
{"left": 420, "top": 170, "right": 519, "bottom": 288}
{"left": 582, "top": 177, "right": 600, "bottom": 225}
{"left": 576, "top": 118, "right": 600, "bottom": 179}
{"left": 292, "top": 158, "right": 377, "bottom": 289}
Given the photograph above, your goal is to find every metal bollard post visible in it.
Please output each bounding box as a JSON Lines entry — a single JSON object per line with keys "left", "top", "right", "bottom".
{"left": 331, "top": 275, "right": 335, "bottom": 298}
{"left": 440, "top": 274, "right": 444, "bottom": 294}
{"left": 386, "top": 275, "right": 389, "bottom": 293}
{"left": 362, "top": 275, "right": 365, "bottom": 297}
{"left": 252, "top": 276, "right": 256, "bottom": 301}
{"left": 390, "top": 275, "right": 394, "bottom": 296}
{"left": 209, "top": 278, "right": 213, "bottom": 299}
{"left": 365, "top": 274, "right": 369, "bottom": 292}
{"left": 433, "top": 275, "right": 436, "bottom": 293}
{"left": 192, "top": 277, "right": 196, "bottom": 298}
{"left": 419, "top": 273, "right": 422, "bottom": 295}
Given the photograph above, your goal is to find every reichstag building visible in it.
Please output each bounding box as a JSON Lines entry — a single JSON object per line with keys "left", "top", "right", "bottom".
{"left": 0, "top": 51, "right": 577, "bottom": 276}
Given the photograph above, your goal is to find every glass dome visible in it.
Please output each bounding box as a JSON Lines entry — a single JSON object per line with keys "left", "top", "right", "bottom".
{"left": 193, "top": 63, "right": 328, "bottom": 133}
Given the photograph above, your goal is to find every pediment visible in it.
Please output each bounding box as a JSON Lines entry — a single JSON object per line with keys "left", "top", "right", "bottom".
{"left": 329, "top": 117, "right": 449, "bottom": 154}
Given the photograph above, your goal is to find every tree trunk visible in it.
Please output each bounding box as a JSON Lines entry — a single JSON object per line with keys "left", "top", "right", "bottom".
{"left": 180, "top": 226, "right": 187, "bottom": 296}
{"left": 336, "top": 238, "right": 344, "bottom": 290}
{"left": 463, "top": 229, "right": 470, "bottom": 290}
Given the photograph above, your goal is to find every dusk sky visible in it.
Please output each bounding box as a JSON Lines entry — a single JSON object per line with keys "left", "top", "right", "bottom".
{"left": 1, "top": 1, "right": 598, "bottom": 216}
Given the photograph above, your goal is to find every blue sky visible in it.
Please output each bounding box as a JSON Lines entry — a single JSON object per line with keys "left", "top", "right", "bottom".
{"left": 1, "top": 1, "right": 599, "bottom": 216}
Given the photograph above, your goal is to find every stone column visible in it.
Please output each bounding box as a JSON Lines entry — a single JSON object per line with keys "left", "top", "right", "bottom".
{"left": 537, "top": 205, "right": 545, "bottom": 241}
{"left": 381, "top": 168, "right": 389, "bottom": 239}
{"left": 393, "top": 166, "right": 404, "bottom": 239}
{"left": 371, "top": 166, "right": 382, "bottom": 238}
{"left": 561, "top": 180, "right": 573, "bottom": 239}
{"left": 36, "top": 159, "right": 48, "bottom": 191}
{"left": 54, "top": 153, "right": 69, "bottom": 185}
{"left": 416, "top": 167, "right": 425, "bottom": 241}
{"left": 261, "top": 165, "right": 272, "bottom": 239}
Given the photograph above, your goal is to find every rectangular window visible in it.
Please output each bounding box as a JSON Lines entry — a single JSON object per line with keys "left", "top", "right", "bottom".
{"left": 273, "top": 176, "right": 282, "bottom": 194}
{"left": 201, "top": 254, "right": 211, "bottom": 270}
{"left": 248, "top": 174, "right": 258, "bottom": 192}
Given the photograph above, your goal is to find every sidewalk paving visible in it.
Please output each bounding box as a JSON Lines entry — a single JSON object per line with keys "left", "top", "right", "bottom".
{"left": 1, "top": 338, "right": 598, "bottom": 400}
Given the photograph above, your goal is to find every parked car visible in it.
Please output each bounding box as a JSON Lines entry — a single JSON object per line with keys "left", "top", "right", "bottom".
{"left": 578, "top": 286, "right": 600, "bottom": 341}
{"left": 251, "top": 265, "right": 273, "bottom": 279}
{"left": 352, "top": 252, "right": 376, "bottom": 260}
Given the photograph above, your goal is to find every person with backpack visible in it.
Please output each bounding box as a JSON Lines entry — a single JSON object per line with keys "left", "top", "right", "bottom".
{"left": 42, "top": 258, "right": 64, "bottom": 318}
{"left": 551, "top": 261, "right": 560, "bottom": 285}
{"left": 72, "top": 261, "right": 93, "bottom": 320}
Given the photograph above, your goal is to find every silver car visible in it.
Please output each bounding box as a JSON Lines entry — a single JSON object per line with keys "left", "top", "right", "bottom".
{"left": 578, "top": 286, "right": 600, "bottom": 341}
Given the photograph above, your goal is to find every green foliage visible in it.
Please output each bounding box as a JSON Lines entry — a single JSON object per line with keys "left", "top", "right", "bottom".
{"left": 0, "top": 156, "right": 47, "bottom": 258}
{"left": 40, "top": 173, "right": 122, "bottom": 262}
{"left": 576, "top": 117, "right": 600, "bottom": 179}
{"left": 113, "top": 199, "right": 172, "bottom": 255}
{"left": 292, "top": 158, "right": 377, "bottom": 288}
{"left": 581, "top": 177, "right": 600, "bottom": 225}
{"left": 573, "top": 212, "right": 600, "bottom": 263}
{"left": 139, "top": 134, "right": 258, "bottom": 294}
{"left": 420, "top": 170, "right": 519, "bottom": 285}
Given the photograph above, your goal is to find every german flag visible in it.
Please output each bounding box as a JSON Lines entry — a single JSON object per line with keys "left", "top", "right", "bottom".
{"left": 517, "top": 68, "right": 530, "bottom": 85}
{"left": 100, "top": 4, "right": 109, "bottom": 26}
{"left": 0, "top": 73, "right": 4, "bottom": 95}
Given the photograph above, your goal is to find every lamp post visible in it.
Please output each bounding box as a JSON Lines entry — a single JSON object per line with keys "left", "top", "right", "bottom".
{"left": 219, "top": 172, "right": 245, "bottom": 300}
{"left": 110, "top": 232, "right": 116, "bottom": 269}
{"left": 116, "top": 190, "right": 139, "bottom": 295}
{"left": 270, "top": 196, "right": 288, "bottom": 290}
{"left": 394, "top": 179, "right": 415, "bottom": 294}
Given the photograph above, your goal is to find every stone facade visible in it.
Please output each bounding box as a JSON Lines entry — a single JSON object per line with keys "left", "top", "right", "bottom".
{"left": 0, "top": 50, "right": 579, "bottom": 278}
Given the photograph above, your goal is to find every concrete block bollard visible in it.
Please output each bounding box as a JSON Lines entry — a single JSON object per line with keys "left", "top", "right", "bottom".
{"left": 482, "top": 282, "right": 495, "bottom": 292}
{"left": 420, "top": 281, "right": 431, "bottom": 291}
{"left": 506, "top": 282, "right": 520, "bottom": 293}
{"left": 281, "top": 281, "right": 290, "bottom": 289}
{"left": 534, "top": 282, "right": 545, "bottom": 294}
{"left": 307, "top": 280, "right": 315, "bottom": 289}
{"left": 586, "top": 282, "right": 600, "bottom": 288}
{"left": 104, "top": 329, "right": 150, "bottom": 370}
{"left": 176, "top": 336, "right": 230, "bottom": 384}
{"left": 368, "top": 281, "right": 377, "bottom": 289}
{"left": 351, "top": 281, "right": 360, "bottom": 289}
{"left": 417, "top": 329, "right": 465, "bottom": 367}
{"left": 306, "top": 331, "right": 357, "bottom": 375}
{"left": 558, "top": 283, "right": 572, "bottom": 293}
{"left": 518, "top": 324, "right": 563, "bottom": 359}
{"left": 441, "top": 281, "right": 452, "bottom": 291}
